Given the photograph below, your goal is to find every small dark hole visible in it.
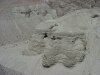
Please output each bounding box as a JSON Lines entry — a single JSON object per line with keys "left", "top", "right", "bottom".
{"left": 43, "top": 33, "right": 48, "bottom": 39}
{"left": 64, "top": 64, "right": 75, "bottom": 68}
{"left": 92, "top": 14, "right": 99, "bottom": 18}
{"left": 42, "top": 64, "right": 51, "bottom": 68}
{"left": 51, "top": 36, "right": 56, "bottom": 40}
{"left": 49, "top": 26, "right": 54, "bottom": 29}
{"left": 51, "top": 36, "right": 62, "bottom": 40}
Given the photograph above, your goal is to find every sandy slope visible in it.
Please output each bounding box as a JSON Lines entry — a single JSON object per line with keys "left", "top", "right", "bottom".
{"left": 0, "top": 64, "right": 24, "bottom": 75}
{"left": 0, "top": 8, "right": 100, "bottom": 75}
{"left": 0, "top": 40, "right": 91, "bottom": 75}
{"left": 0, "top": 0, "right": 35, "bottom": 46}
{"left": 0, "top": 0, "right": 100, "bottom": 47}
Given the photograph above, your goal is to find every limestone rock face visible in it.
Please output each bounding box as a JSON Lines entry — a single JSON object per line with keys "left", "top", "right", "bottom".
{"left": 23, "top": 21, "right": 87, "bottom": 68}
{"left": 42, "top": 31, "right": 87, "bottom": 68}
{"left": 22, "top": 7, "right": 100, "bottom": 69}
{"left": 44, "top": 0, "right": 98, "bottom": 17}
